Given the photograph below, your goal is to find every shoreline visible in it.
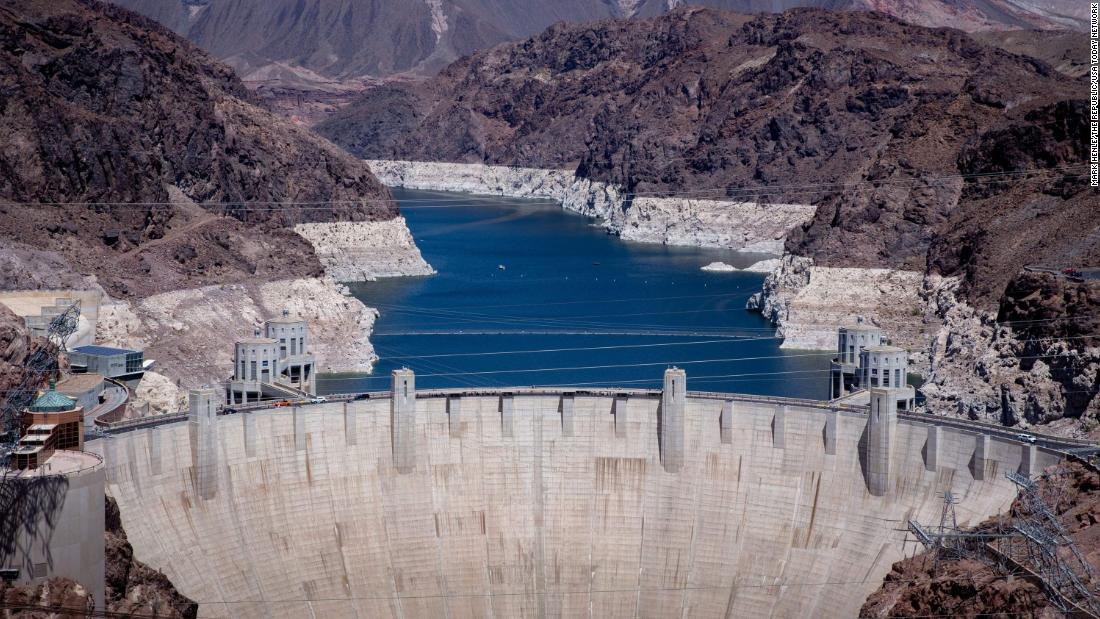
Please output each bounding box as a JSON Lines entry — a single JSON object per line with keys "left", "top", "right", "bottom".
{"left": 89, "top": 216, "right": 437, "bottom": 415}
{"left": 365, "top": 159, "right": 815, "bottom": 253}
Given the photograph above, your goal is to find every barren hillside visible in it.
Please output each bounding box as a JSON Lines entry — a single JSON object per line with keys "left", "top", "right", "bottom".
{"left": 0, "top": 0, "right": 397, "bottom": 298}
{"left": 108, "top": 0, "right": 1087, "bottom": 83}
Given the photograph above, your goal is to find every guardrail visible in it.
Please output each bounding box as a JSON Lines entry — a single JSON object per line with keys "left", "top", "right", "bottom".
{"left": 89, "top": 377, "right": 131, "bottom": 426}
{"left": 95, "top": 387, "right": 1097, "bottom": 451}
{"left": 0, "top": 451, "right": 104, "bottom": 478}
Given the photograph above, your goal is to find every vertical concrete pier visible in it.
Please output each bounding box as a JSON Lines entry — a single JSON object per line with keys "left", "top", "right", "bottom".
{"left": 973, "top": 434, "right": 991, "bottom": 481}
{"left": 1020, "top": 443, "right": 1039, "bottom": 477}
{"left": 613, "top": 396, "right": 629, "bottom": 438}
{"left": 243, "top": 412, "right": 256, "bottom": 458}
{"left": 772, "top": 405, "right": 787, "bottom": 449}
{"left": 500, "top": 394, "right": 514, "bottom": 438}
{"left": 146, "top": 427, "right": 161, "bottom": 476}
{"left": 865, "top": 388, "right": 898, "bottom": 496}
{"left": 293, "top": 405, "right": 306, "bottom": 451}
{"left": 447, "top": 397, "right": 461, "bottom": 437}
{"left": 344, "top": 402, "right": 357, "bottom": 447}
{"left": 661, "top": 367, "right": 686, "bottom": 473}
{"left": 824, "top": 409, "right": 837, "bottom": 456}
{"left": 188, "top": 386, "right": 220, "bottom": 500}
{"left": 720, "top": 400, "right": 733, "bottom": 445}
{"left": 391, "top": 368, "right": 416, "bottom": 473}
{"left": 925, "top": 425, "right": 941, "bottom": 472}
{"left": 560, "top": 394, "right": 574, "bottom": 437}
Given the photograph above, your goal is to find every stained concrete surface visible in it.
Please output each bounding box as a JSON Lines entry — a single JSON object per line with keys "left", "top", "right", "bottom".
{"left": 93, "top": 393, "right": 1056, "bottom": 618}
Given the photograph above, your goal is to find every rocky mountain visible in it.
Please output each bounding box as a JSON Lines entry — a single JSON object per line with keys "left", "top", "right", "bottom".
{"left": 0, "top": 0, "right": 397, "bottom": 298}
{"left": 322, "top": 7, "right": 1097, "bottom": 432}
{"left": 321, "top": 8, "right": 1088, "bottom": 278}
{"left": 974, "top": 29, "right": 1091, "bottom": 79}
{"left": 108, "top": 0, "right": 1087, "bottom": 84}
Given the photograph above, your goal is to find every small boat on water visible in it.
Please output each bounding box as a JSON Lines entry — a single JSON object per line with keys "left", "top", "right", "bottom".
{"left": 498, "top": 264, "right": 506, "bottom": 270}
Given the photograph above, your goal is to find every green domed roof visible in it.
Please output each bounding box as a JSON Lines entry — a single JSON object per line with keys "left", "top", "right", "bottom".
{"left": 29, "top": 381, "right": 77, "bottom": 413}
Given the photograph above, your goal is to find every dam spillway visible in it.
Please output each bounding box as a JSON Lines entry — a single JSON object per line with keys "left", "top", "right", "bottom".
{"left": 95, "top": 387, "right": 1058, "bottom": 618}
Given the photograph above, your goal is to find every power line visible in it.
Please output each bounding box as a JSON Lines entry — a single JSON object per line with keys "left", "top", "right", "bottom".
{"left": 305, "top": 347, "right": 1095, "bottom": 384}
{"left": 315, "top": 367, "right": 836, "bottom": 384}
{"left": 0, "top": 164, "right": 1086, "bottom": 208}
{"left": 374, "top": 337, "right": 775, "bottom": 360}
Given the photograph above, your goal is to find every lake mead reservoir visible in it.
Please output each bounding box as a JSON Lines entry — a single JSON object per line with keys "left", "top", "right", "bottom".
{"left": 319, "top": 189, "right": 830, "bottom": 398}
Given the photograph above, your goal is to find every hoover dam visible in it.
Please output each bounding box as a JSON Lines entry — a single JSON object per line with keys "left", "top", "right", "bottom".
{"left": 95, "top": 375, "right": 1061, "bottom": 619}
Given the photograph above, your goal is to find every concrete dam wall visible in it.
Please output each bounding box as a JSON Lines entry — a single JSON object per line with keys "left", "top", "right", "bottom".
{"left": 95, "top": 388, "right": 1058, "bottom": 618}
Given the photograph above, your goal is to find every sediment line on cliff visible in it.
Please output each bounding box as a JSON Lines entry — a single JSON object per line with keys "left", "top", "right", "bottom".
{"left": 365, "top": 160, "right": 815, "bottom": 252}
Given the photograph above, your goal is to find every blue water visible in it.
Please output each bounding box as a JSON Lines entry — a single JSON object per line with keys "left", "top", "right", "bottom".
{"left": 316, "top": 188, "right": 831, "bottom": 398}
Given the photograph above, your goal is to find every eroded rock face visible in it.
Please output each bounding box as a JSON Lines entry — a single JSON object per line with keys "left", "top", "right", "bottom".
{"left": 366, "top": 160, "right": 625, "bottom": 223}
{"left": 293, "top": 219, "right": 436, "bottom": 282}
{"left": 0, "top": 304, "right": 49, "bottom": 409}
{"left": 0, "top": 0, "right": 397, "bottom": 299}
{"left": 746, "top": 254, "right": 929, "bottom": 355}
{"left": 0, "top": 577, "right": 94, "bottom": 617}
{"left": 920, "top": 273, "right": 1100, "bottom": 436}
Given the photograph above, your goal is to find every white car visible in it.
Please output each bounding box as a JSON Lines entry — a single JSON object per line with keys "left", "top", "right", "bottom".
{"left": 310, "top": 396, "right": 328, "bottom": 404}
{"left": 1016, "top": 433, "right": 1037, "bottom": 444}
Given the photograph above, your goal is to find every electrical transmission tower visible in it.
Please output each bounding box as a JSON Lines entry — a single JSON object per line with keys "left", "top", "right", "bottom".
{"left": 0, "top": 301, "right": 80, "bottom": 464}
{"left": 907, "top": 473, "right": 1100, "bottom": 617}
{"left": 996, "top": 471, "right": 1100, "bottom": 616}
{"left": 907, "top": 491, "right": 1011, "bottom": 565}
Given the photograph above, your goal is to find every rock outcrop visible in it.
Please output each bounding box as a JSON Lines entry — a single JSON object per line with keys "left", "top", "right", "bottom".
{"left": 746, "top": 255, "right": 930, "bottom": 354}
{"left": 921, "top": 273, "right": 1100, "bottom": 436}
{"left": 293, "top": 219, "right": 435, "bottom": 281}
{"left": 621, "top": 197, "right": 815, "bottom": 252}
{"left": 0, "top": 304, "right": 40, "bottom": 403}
{"left": 95, "top": 278, "right": 379, "bottom": 389}
{"left": 0, "top": 577, "right": 94, "bottom": 617}
{"left": 701, "top": 262, "right": 737, "bottom": 272}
